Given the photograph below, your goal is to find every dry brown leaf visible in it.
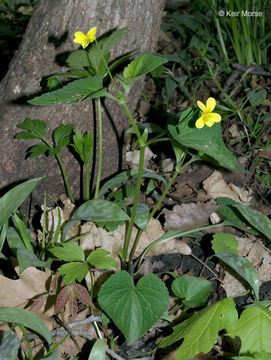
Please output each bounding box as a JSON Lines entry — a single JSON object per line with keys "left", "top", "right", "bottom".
{"left": 164, "top": 200, "right": 218, "bottom": 230}
{"left": 80, "top": 218, "right": 191, "bottom": 266}
{"left": 0, "top": 266, "right": 52, "bottom": 309}
{"left": 203, "top": 170, "right": 252, "bottom": 204}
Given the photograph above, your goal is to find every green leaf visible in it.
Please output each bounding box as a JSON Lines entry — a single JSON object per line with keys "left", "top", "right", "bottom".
{"left": 166, "top": 78, "right": 178, "bottom": 98}
{"left": 98, "top": 169, "right": 166, "bottom": 197}
{"left": 47, "top": 77, "right": 62, "bottom": 90}
{"left": 87, "top": 249, "right": 118, "bottom": 269}
{"left": 126, "top": 122, "right": 164, "bottom": 135}
{"left": 0, "top": 220, "right": 8, "bottom": 252}
{"left": 57, "top": 262, "right": 89, "bottom": 285}
{"left": 66, "top": 49, "right": 89, "bottom": 67}
{"left": 27, "top": 144, "right": 50, "bottom": 159}
{"left": 232, "top": 203, "right": 271, "bottom": 242}
{"left": 167, "top": 109, "right": 245, "bottom": 172}
{"left": 17, "top": 249, "right": 49, "bottom": 273}
{"left": 53, "top": 69, "right": 91, "bottom": 79}
{"left": 6, "top": 227, "right": 25, "bottom": 254}
{"left": 88, "top": 338, "right": 106, "bottom": 360}
{"left": 53, "top": 124, "right": 74, "bottom": 147}
{"left": 158, "top": 298, "right": 238, "bottom": 360}
{"left": 0, "top": 308, "right": 52, "bottom": 345}
{"left": 28, "top": 76, "right": 104, "bottom": 105}
{"left": 217, "top": 198, "right": 259, "bottom": 235}
{"left": 172, "top": 276, "right": 212, "bottom": 308}
{"left": 49, "top": 243, "right": 85, "bottom": 262}
{"left": 100, "top": 27, "right": 127, "bottom": 56}
{"left": 0, "top": 178, "right": 44, "bottom": 229}
{"left": 13, "top": 212, "right": 33, "bottom": 253}
{"left": 0, "top": 331, "right": 20, "bottom": 360}
{"left": 16, "top": 118, "right": 47, "bottom": 140}
{"left": 214, "top": 253, "right": 259, "bottom": 301}
{"left": 228, "top": 305, "right": 271, "bottom": 354}
{"left": 247, "top": 89, "right": 267, "bottom": 107}
{"left": 62, "top": 199, "right": 130, "bottom": 240}
{"left": 72, "top": 129, "right": 93, "bottom": 164}
{"left": 123, "top": 54, "right": 168, "bottom": 80}
{"left": 125, "top": 203, "right": 149, "bottom": 231}
{"left": 211, "top": 233, "right": 239, "bottom": 255}
{"left": 98, "top": 271, "right": 169, "bottom": 345}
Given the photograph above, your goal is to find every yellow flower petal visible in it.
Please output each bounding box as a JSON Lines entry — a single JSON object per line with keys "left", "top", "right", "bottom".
{"left": 195, "top": 117, "right": 205, "bottom": 129}
{"left": 209, "top": 112, "right": 221, "bottom": 122}
{"left": 73, "top": 31, "right": 90, "bottom": 48}
{"left": 87, "top": 26, "right": 97, "bottom": 43}
{"left": 205, "top": 117, "right": 215, "bottom": 127}
{"left": 206, "top": 97, "right": 216, "bottom": 112}
{"left": 197, "top": 100, "right": 206, "bottom": 112}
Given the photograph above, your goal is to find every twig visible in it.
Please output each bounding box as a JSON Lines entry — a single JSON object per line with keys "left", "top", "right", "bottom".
{"left": 220, "top": 63, "right": 271, "bottom": 100}
{"left": 233, "top": 63, "right": 271, "bottom": 76}
{"left": 190, "top": 253, "right": 223, "bottom": 283}
{"left": 67, "top": 315, "right": 102, "bottom": 329}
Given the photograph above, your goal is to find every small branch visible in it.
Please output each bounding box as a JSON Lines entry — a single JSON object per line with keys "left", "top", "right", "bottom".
{"left": 190, "top": 253, "right": 223, "bottom": 283}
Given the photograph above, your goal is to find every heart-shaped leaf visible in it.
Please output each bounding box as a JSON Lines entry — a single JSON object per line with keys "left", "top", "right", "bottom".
{"left": 98, "top": 271, "right": 169, "bottom": 345}
{"left": 172, "top": 275, "right": 212, "bottom": 308}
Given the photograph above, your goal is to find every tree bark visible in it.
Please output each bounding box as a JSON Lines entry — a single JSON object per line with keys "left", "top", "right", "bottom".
{"left": 0, "top": 0, "right": 166, "bottom": 209}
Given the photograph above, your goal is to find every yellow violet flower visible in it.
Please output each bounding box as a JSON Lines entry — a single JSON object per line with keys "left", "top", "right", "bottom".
{"left": 196, "top": 97, "right": 221, "bottom": 129}
{"left": 73, "top": 26, "right": 97, "bottom": 49}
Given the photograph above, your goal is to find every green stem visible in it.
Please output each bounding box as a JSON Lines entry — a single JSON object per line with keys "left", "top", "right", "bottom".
{"left": 128, "top": 157, "right": 195, "bottom": 263}
{"left": 94, "top": 39, "right": 123, "bottom": 99}
{"left": 85, "top": 163, "right": 90, "bottom": 200}
{"left": 122, "top": 144, "right": 146, "bottom": 266}
{"left": 94, "top": 97, "right": 103, "bottom": 199}
{"left": 121, "top": 101, "right": 142, "bottom": 140}
{"left": 55, "top": 154, "right": 74, "bottom": 203}
{"left": 19, "top": 325, "right": 33, "bottom": 360}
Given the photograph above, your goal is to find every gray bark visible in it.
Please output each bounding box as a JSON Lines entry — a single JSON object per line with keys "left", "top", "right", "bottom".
{"left": 0, "top": 0, "right": 166, "bottom": 210}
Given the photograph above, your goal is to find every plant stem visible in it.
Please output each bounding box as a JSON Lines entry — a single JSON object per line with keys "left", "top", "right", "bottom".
{"left": 55, "top": 154, "right": 74, "bottom": 203}
{"left": 85, "top": 163, "right": 90, "bottom": 200}
{"left": 122, "top": 144, "right": 146, "bottom": 266}
{"left": 19, "top": 325, "right": 33, "bottom": 360}
{"left": 94, "top": 39, "right": 123, "bottom": 99}
{"left": 94, "top": 97, "right": 103, "bottom": 199}
{"left": 128, "top": 157, "right": 195, "bottom": 263}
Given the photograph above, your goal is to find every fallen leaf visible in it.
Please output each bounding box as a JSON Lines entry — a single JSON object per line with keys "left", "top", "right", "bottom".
{"left": 203, "top": 170, "right": 252, "bottom": 204}
{"left": 164, "top": 200, "right": 218, "bottom": 230}
{"left": 0, "top": 266, "right": 52, "bottom": 309}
